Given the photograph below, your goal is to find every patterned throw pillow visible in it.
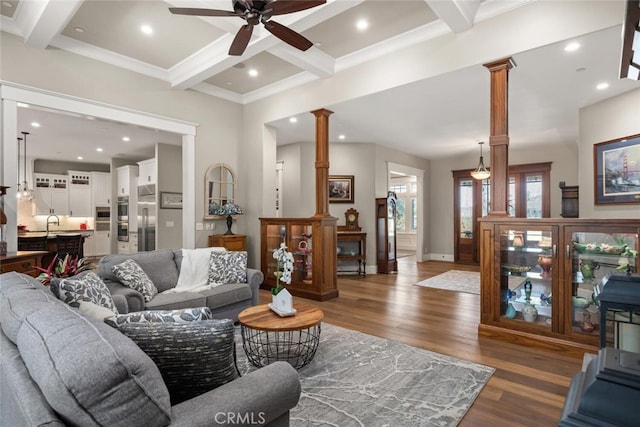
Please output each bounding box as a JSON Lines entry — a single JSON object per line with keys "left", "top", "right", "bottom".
{"left": 55, "top": 272, "right": 119, "bottom": 315}
{"left": 118, "top": 319, "right": 239, "bottom": 405}
{"left": 105, "top": 307, "right": 213, "bottom": 328}
{"left": 112, "top": 259, "right": 158, "bottom": 302}
{"left": 208, "top": 251, "right": 248, "bottom": 286}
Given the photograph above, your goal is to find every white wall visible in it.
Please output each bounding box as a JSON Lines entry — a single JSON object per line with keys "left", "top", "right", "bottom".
{"left": 578, "top": 87, "right": 640, "bottom": 219}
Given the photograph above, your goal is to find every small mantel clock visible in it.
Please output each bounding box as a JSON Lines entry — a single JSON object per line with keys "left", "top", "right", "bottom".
{"left": 343, "top": 208, "right": 361, "bottom": 231}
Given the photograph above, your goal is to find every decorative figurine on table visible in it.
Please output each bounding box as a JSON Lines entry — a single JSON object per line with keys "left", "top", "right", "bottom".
{"left": 505, "top": 288, "right": 516, "bottom": 300}
{"left": 524, "top": 279, "right": 532, "bottom": 301}
{"left": 540, "top": 293, "right": 552, "bottom": 306}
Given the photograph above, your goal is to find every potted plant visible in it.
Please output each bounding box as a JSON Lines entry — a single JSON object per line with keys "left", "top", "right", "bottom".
{"left": 36, "top": 254, "right": 95, "bottom": 286}
{"left": 271, "top": 243, "right": 294, "bottom": 296}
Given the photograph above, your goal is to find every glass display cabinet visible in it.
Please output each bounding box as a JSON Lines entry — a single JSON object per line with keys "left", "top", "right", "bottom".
{"left": 479, "top": 218, "right": 639, "bottom": 350}
{"left": 565, "top": 227, "right": 638, "bottom": 346}
{"left": 260, "top": 217, "right": 338, "bottom": 301}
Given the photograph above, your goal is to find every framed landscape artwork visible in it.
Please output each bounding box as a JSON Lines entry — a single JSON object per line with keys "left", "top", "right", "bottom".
{"left": 594, "top": 134, "right": 640, "bottom": 204}
{"left": 329, "top": 175, "right": 354, "bottom": 203}
{"left": 160, "top": 192, "right": 183, "bottom": 209}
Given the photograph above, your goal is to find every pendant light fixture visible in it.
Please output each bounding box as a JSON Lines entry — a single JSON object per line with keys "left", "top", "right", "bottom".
{"left": 470, "top": 141, "right": 490, "bottom": 180}
{"left": 16, "top": 131, "right": 34, "bottom": 200}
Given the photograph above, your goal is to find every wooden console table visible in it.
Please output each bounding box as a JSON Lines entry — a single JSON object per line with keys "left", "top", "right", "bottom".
{"left": 208, "top": 234, "right": 246, "bottom": 251}
{"left": 337, "top": 231, "right": 366, "bottom": 276}
{"left": 0, "top": 251, "right": 48, "bottom": 277}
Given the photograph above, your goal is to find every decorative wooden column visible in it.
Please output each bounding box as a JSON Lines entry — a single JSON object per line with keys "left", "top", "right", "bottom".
{"left": 483, "top": 57, "right": 515, "bottom": 217}
{"left": 311, "top": 108, "right": 333, "bottom": 218}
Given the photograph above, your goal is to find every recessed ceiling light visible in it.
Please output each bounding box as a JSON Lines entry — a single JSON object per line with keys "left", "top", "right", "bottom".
{"left": 226, "top": 81, "right": 233, "bottom": 86}
{"left": 338, "top": 134, "right": 346, "bottom": 140}
{"left": 289, "top": 117, "right": 297, "bottom": 124}
{"left": 356, "top": 19, "right": 368, "bottom": 31}
{"left": 122, "top": 136, "right": 130, "bottom": 142}
{"left": 74, "top": 26, "right": 84, "bottom": 33}
{"left": 85, "top": 115, "right": 95, "bottom": 120}
{"left": 77, "top": 156, "right": 83, "bottom": 160}
{"left": 564, "top": 42, "right": 580, "bottom": 52}
{"left": 314, "top": 42, "right": 322, "bottom": 47}
{"left": 596, "top": 82, "right": 609, "bottom": 90}
{"left": 576, "top": 67, "right": 586, "bottom": 73}
{"left": 31, "top": 122, "right": 40, "bottom": 128}
{"left": 96, "top": 147, "right": 103, "bottom": 152}
{"left": 248, "top": 68, "right": 258, "bottom": 77}
{"left": 2, "top": 2, "right": 14, "bottom": 8}
{"left": 17, "top": 102, "right": 29, "bottom": 108}
{"left": 140, "top": 24, "right": 153, "bottom": 35}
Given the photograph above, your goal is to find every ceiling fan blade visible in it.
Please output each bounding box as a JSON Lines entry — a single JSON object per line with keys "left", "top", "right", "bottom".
{"left": 168, "top": 7, "right": 239, "bottom": 17}
{"left": 266, "top": 0, "right": 326, "bottom": 16}
{"left": 263, "top": 20, "right": 314, "bottom": 51}
{"left": 228, "top": 24, "right": 254, "bottom": 56}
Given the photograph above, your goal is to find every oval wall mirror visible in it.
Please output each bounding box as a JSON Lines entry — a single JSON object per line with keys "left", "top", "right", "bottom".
{"left": 205, "top": 163, "right": 235, "bottom": 219}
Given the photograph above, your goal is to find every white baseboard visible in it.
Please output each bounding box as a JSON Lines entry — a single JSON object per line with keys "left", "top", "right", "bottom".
{"left": 425, "top": 253, "right": 455, "bottom": 262}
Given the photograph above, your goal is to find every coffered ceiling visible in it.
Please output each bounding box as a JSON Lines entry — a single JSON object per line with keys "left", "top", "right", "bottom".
{"left": 2, "top": 0, "right": 640, "bottom": 164}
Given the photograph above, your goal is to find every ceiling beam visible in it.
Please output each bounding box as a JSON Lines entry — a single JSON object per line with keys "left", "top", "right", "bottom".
{"left": 425, "top": 0, "right": 481, "bottom": 32}
{"left": 169, "top": 0, "right": 361, "bottom": 89}
{"left": 269, "top": 44, "right": 335, "bottom": 78}
{"left": 20, "top": 0, "right": 82, "bottom": 49}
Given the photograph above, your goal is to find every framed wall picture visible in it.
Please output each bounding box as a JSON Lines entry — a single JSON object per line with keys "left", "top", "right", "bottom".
{"left": 160, "top": 192, "right": 183, "bottom": 209}
{"left": 329, "top": 175, "right": 354, "bottom": 203}
{"left": 594, "top": 134, "right": 640, "bottom": 204}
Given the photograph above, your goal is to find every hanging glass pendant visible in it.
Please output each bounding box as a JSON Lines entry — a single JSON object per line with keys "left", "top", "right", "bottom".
{"left": 470, "top": 141, "right": 490, "bottom": 180}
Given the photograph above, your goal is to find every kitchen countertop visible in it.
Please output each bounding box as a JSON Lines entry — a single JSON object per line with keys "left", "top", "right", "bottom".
{"left": 18, "top": 231, "right": 93, "bottom": 238}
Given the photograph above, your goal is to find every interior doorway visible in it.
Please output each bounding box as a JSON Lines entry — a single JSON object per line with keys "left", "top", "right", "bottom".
{"left": 388, "top": 162, "right": 424, "bottom": 263}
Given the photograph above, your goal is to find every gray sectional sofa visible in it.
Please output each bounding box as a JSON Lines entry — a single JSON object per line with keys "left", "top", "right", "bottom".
{"left": 98, "top": 249, "right": 263, "bottom": 321}
{"left": 0, "top": 271, "right": 301, "bottom": 427}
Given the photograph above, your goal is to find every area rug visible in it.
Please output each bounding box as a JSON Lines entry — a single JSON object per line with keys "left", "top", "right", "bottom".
{"left": 236, "top": 323, "right": 494, "bottom": 426}
{"left": 414, "top": 270, "right": 481, "bottom": 294}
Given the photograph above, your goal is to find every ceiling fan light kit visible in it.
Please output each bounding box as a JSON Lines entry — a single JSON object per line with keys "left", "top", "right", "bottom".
{"left": 169, "top": 0, "right": 326, "bottom": 56}
{"left": 470, "top": 141, "right": 491, "bottom": 180}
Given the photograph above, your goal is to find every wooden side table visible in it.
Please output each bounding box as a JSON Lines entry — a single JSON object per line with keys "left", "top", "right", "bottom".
{"left": 208, "top": 234, "right": 246, "bottom": 251}
{"left": 0, "top": 251, "right": 48, "bottom": 277}
{"left": 238, "top": 303, "right": 324, "bottom": 369}
{"left": 337, "top": 231, "right": 367, "bottom": 276}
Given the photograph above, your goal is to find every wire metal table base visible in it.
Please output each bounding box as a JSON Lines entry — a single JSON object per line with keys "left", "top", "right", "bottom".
{"left": 240, "top": 324, "right": 321, "bottom": 369}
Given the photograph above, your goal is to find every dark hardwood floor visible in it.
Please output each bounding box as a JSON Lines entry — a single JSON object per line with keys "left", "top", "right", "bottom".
{"left": 258, "top": 256, "right": 584, "bottom": 426}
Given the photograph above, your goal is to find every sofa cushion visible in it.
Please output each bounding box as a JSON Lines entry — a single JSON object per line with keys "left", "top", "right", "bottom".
{"left": 75, "top": 301, "right": 118, "bottom": 323}
{"left": 200, "top": 283, "right": 253, "bottom": 309}
{"left": 99, "top": 249, "right": 179, "bottom": 293}
{"left": 0, "top": 283, "right": 59, "bottom": 344}
{"left": 53, "top": 272, "right": 119, "bottom": 315}
{"left": 145, "top": 291, "right": 208, "bottom": 311}
{"left": 111, "top": 259, "right": 158, "bottom": 302}
{"left": 208, "top": 251, "right": 248, "bottom": 286}
{"left": 17, "top": 303, "right": 171, "bottom": 427}
{"left": 118, "top": 319, "right": 239, "bottom": 405}
{"left": 105, "top": 307, "right": 213, "bottom": 328}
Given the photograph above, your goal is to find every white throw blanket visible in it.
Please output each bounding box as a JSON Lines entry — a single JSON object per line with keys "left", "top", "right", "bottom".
{"left": 164, "top": 247, "right": 227, "bottom": 294}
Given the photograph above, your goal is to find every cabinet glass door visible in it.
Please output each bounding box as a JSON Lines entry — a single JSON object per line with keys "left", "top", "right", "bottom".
{"left": 498, "top": 225, "right": 557, "bottom": 331}
{"left": 566, "top": 228, "right": 638, "bottom": 343}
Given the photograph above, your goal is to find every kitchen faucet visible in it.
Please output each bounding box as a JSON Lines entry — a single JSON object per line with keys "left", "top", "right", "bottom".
{"left": 46, "top": 214, "right": 60, "bottom": 235}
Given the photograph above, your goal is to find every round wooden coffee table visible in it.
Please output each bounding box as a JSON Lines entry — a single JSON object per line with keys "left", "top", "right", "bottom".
{"left": 238, "top": 302, "right": 324, "bottom": 369}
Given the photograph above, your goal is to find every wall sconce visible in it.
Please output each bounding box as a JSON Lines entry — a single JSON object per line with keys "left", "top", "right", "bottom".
{"left": 470, "top": 141, "right": 490, "bottom": 180}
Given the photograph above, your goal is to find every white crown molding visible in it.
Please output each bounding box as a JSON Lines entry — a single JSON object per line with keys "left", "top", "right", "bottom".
{"left": 51, "top": 34, "right": 169, "bottom": 82}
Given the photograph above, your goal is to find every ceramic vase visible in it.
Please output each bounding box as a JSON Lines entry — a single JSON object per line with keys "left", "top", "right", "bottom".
{"left": 522, "top": 303, "right": 538, "bottom": 323}
{"left": 538, "top": 255, "right": 553, "bottom": 277}
{"left": 579, "top": 259, "right": 599, "bottom": 282}
{"left": 505, "top": 303, "right": 517, "bottom": 319}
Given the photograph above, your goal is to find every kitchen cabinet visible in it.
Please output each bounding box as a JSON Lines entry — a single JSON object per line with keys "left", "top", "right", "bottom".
{"left": 68, "top": 171, "right": 92, "bottom": 217}
{"left": 92, "top": 172, "right": 111, "bottom": 207}
{"left": 116, "top": 165, "right": 138, "bottom": 197}
{"left": 260, "top": 217, "right": 338, "bottom": 301}
{"left": 94, "top": 231, "right": 110, "bottom": 256}
{"left": 137, "top": 158, "right": 156, "bottom": 186}
{"left": 33, "top": 174, "right": 69, "bottom": 216}
{"left": 479, "top": 217, "right": 639, "bottom": 351}
{"left": 82, "top": 231, "right": 95, "bottom": 257}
